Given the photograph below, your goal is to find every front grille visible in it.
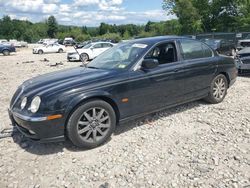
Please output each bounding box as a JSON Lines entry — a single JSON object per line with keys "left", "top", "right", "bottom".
{"left": 68, "top": 53, "right": 76, "bottom": 56}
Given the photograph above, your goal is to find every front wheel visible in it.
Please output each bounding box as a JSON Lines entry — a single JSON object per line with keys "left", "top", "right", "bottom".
{"left": 67, "top": 100, "right": 116, "bottom": 148}
{"left": 80, "top": 53, "right": 89, "bottom": 62}
{"left": 58, "top": 48, "right": 63, "bottom": 53}
{"left": 38, "top": 50, "right": 43, "bottom": 55}
{"left": 204, "top": 74, "right": 228, "bottom": 104}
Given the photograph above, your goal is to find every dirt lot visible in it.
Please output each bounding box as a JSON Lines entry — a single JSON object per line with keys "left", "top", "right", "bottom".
{"left": 0, "top": 47, "right": 249, "bottom": 188}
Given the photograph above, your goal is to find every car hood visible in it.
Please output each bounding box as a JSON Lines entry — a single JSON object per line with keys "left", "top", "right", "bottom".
{"left": 238, "top": 47, "right": 250, "bottom": 55}
{"left": 238, "top": 39, "right": 250, "bottom": 42}
{"left": 77, "top": 49, "right": 90, "bottom": 53}
{"left": 21, "top": 67, "right": 119, "bottom": 98}
{"left": 33, "top": 47, "right": 43, "bottom": 50}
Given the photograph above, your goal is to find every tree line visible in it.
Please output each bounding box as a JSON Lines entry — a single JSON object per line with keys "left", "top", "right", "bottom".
{"left": 0, "top": 15, "right": 180, "bottom": 43}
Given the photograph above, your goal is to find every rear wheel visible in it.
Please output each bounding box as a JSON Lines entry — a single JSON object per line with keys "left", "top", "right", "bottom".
{"left": 58, "top": 48, "right": 63, "bottom": 53}
{"left": 67, "top": 100, "right": 116, "bottom": 148}
{"left": 38, "top": 50, "right": 43, "bottom": 55}
{"left": 205, "top": 74, "right": 228, "bottom": 104}
{"left": 3, "top": 50, "right": 10, "bottom": 56}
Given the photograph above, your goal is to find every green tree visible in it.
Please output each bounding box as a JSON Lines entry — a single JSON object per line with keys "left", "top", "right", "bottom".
{"left": 163, "top": 0, "right": 202, "bottom": 34}
{"left": 0, "top": 16, "right": 13, "bottom": 39}
{"left": 123, "top": 30, "right": 130, "bottom": 39}
{"left": 47, "top": 15, "right": 58, "bottom": 38}
{"left": 163, "top": 0, "right": 247, "bottom": 33}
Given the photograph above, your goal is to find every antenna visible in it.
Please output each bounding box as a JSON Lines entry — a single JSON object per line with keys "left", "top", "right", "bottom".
{"left": 73, "top": 45, "right": 87, "bottom": 67}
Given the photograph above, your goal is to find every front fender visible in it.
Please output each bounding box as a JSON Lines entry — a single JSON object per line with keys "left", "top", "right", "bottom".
{"left": 65, "top": 90, "right": 114, "bottom": 116}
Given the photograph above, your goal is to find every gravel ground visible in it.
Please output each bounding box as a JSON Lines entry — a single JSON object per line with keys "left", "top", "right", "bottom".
{"left": 0, "top": 47, "right": 249, "bottom": 188}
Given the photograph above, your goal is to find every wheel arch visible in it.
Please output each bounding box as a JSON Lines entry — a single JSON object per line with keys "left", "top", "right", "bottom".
{"left": 217, "top": 72, "right": 230, "bottom": 87}
{"left": 2, "top": 48, "right": 10, "bottom": 52}
{"left": 65, "top": 93, "right": 120, "bottom": 127}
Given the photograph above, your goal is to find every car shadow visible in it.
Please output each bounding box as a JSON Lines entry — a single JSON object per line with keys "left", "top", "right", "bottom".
{"left": 114, "top": 100, "right": 206, "bottom": 136}
{"left": 12, "top": 100, "right": 207, "bottom": 155}
{"left": 238, "top": 73, "right": 250, "bottom": 77}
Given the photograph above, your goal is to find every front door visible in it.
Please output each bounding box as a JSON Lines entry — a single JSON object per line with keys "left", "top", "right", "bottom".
{"left": 126, "top": 41, "right": 188, "bottom": 116}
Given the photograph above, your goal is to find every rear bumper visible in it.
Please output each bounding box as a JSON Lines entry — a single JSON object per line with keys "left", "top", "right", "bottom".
{"left": 8, "top": 109, "right": 65, "bottom": 143}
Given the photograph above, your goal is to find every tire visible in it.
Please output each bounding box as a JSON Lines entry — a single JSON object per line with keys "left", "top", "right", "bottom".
{"left": 204, "top": 74, "right": 228, "bottom": 104}
{"left": 38, "top": 50, "right": 43, "bottom": 55}
{"left": 3, "top": 50, "right": 10, "bottom": 56}
{"left": 67, "top": 100, "right": 116, "bottom": 148}
{"left": 80, "top": 53, "right": 89, "bottom": 62}
{"left": 58, "top": 48, "right": 63, "bottom": 53}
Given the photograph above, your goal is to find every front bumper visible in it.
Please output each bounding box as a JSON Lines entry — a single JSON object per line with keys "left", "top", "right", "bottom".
{"left": 8, "top": 109, "right": 65, "bottom": 143}
{"left": 67, "top": 54, "right": 80, "bottom": 61}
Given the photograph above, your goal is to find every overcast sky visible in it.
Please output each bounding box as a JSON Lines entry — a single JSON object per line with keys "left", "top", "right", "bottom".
{"left": 0, "top": 0, "right": 175, "bottom": 26}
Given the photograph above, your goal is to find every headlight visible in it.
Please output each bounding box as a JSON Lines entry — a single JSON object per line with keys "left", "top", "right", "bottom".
{"left": 30, "top": 96, "right": 41, "bottom": 113}
{"left": 20, "top": 97, "right": 27, "bottom": 109}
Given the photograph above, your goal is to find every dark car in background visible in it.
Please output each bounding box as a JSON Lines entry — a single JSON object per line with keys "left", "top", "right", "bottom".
{"left": 237, "top": 34, "right": 250, "bottom": 50}
{"left": 8, "top": 36, "right": 237, "bottom": 148}
{"left": 235, "top": 47, "right": 250, "bottom": 73}
{"left": 201, "top": 39, "right": 236, "bottom": 56}
{"left": 75, "top": 41, "right": 91, "bottom": 49}
{"left": 0, "top": 43, "right": 16, "bottom": 55}
{"left": 63, "top": 39, "right": 76, "bottom": 46}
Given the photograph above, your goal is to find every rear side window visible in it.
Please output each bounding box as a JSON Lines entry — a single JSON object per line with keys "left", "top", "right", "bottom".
{"left": 202, "top": 44, "right": 213, "bottom": 57}
{"left": 180, "top": 39, "right": 213, "bottom": 60}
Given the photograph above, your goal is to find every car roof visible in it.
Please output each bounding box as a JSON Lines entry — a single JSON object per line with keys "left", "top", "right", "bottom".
{"left": 125, "top": 36, "right": 188, "bottom": 45}
{"left": 91, "top": 42, "right": 112, "bottom": 44}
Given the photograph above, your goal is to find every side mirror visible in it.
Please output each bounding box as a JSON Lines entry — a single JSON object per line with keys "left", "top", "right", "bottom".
{"left": 141, "top": 59, "right": 159, "bottom": 70}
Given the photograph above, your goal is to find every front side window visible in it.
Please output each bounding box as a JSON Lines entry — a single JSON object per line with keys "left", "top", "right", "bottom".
{"left": 102, "top": 43, "right": 113, "bottom": 48}
{"left": 145, "top": 42, "right": 177, "bottom": 65}
{"left": 93, "top": 43, "right": 102, "bottom": 49}
{"left": 180, "top": 39, "right": 213, "bottom": 60}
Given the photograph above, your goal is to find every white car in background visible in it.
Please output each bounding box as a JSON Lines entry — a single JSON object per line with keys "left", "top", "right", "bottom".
{"left": 67, "top": 42, "right": 114, "bottom": 62}
{"left": 33, "top": 43, "right": 65, "bottom": 54}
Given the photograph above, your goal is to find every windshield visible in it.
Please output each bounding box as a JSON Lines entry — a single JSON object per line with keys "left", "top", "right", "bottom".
{"left": 201, "top": 39, "right": 220, "bottom": 48}
{"left": 245, "top": 34, "right": 250, "bottom": 39}
{"left": 87, "top": 42, "right": 149, "bottom": 70}
{"left": 83, "top": 43, "right": 92, "bottom": 49}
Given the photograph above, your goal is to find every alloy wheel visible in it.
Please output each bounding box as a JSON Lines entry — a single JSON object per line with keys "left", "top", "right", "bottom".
{"left": 213, "top": 77, "right": 226, "bottom": 100}
{"left": 77, "top": 107, "right": 111, "bottom": 143}
{"left": 80, "top": 54, "right": 88, "bottom": 62}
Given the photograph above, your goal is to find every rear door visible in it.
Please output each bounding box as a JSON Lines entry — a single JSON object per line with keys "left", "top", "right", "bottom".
{"left": 177, "top": 39, "right": 217, "bottom": 99}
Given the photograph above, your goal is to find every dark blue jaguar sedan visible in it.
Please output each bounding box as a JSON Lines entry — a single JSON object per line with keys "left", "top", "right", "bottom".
{"left": 9, "top": 36, "right": 237, "bottom": 148}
